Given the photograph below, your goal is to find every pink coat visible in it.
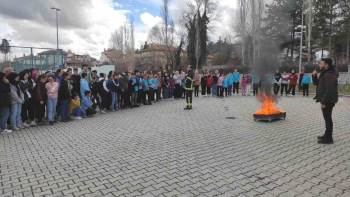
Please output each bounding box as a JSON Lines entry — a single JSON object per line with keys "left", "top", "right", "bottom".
{"left": 241, "top": 76, "right": 248, "bottom": 87}
{"left": 45, "top": 82, "right": 59, "bottom": 99}
{"left": 217, "top": 76, "right": 224, "bottom": 86}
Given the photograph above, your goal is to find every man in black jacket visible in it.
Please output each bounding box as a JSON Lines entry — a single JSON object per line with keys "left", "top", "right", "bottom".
{"left": 71, "top": 68, "right": 81, "bottom": 96}
{"left": 58, "top": 72, "right": 71, "bottom": 122}
{"left": 315, "top": 58, "right": 338, "bottom": 144}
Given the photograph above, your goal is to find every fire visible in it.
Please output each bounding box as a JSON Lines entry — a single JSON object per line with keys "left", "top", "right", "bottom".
{"left": 255, "top": 93, "right": 285, "bottom": 115}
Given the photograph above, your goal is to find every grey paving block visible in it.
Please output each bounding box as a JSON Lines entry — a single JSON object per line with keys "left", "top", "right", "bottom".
{"left": 0, "top": 96, "right": 349, "bottom": 197}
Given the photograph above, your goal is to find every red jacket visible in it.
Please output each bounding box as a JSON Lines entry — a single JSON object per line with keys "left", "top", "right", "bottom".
{"left": 207, "top": 75, "right": 213, "bottom": 86}
{"left": 289, "top": 73, "right": 298, "bottom": 85}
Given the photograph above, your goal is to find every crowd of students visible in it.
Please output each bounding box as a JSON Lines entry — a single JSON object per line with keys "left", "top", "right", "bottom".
{"left": 0, "top": 64, "right": 318, "bottom": 134}
{"left": 273, "top": 69, "right": 317, "bottom": 97}
{"left": 0, "top": 65, "right": 204, "bottom": 133}
{"left": 199, "top": 69, "right": 262, "bottom": 97}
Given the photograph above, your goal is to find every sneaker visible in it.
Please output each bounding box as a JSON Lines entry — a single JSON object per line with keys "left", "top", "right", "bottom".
{"left": 100, "top": 110, "right": 106, "bottom": 114}
{"left": 12, "top": 127, "right": 20, "bottom": 131}
{"left": 49, "top": 121, "right": 54, "bottom": 125}
{"left": 23, "top": 122, "right": 30, "bottom": 128}
{"left": 72, "top": 116, "right": 82, "bottom": 120}
{"left": 3, "top": 129, "right": 12, "bottom": 133}
{"left": 30, "top": 121, "right": 37, "bottom": 127}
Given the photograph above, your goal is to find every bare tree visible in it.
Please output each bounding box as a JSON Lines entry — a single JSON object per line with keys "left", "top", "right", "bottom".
{"left": 110, "top": 19, "right": 135, "bottom": 54}
{"left": 235, "top": 0, "right": 265, "bottom": 68}
{"left": 148, "top": 25, "right": 164, "bottom": 44}
{"left": 161, "top": 0, "right": 170, "bottom": 47}
{"left": 110, "top": 28, "right": 124, "bottom": 52}
{"left": 130, "top": 17, "right": 135, "bottom": 53}
{"left": 238, "top": 0, "right": 248, "bottom": 66}
{"left": 161, "top": 0, "right": 177, "bottom": 70}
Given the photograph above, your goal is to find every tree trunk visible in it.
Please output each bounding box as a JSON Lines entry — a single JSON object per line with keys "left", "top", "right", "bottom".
{"left": 347, "top": 31, "right": 350, "bottom": 64}
{"left": 328, "top": 0, "right": 333, "bottom": 56}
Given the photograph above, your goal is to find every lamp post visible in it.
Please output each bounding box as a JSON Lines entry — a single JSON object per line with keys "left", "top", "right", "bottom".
{"left": 51, "top": 7, "right": 60, "bottom": 50}
{"left": 51, "top": 7, "right": 61, "bottom": 70}
{"left": 299, "top": 4, "right": 304, "bottom": 74}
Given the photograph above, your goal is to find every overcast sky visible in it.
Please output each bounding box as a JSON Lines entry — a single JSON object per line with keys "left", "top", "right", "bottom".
{"left": 0, "top": 0, "right": 238, "bottom": 58}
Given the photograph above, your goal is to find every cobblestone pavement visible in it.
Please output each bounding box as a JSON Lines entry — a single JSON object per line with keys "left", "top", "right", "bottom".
{"left": 1, "top": 96, "right": 350, "bottom": 197}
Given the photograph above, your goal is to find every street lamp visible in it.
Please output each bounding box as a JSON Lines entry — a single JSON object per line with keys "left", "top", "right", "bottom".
{"left": 299, "top": 3, "right": 304, "bottom": 74}
{"left": 51, "top": 7, "right": 60, "bottom": 50}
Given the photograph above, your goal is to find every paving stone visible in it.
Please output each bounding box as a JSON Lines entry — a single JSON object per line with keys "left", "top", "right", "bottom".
{"left": 0, "top": 96, "right": 349, "bottom": 196}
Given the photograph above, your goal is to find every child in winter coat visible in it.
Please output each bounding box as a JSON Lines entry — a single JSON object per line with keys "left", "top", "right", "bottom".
{"left": 19, "top": 70, "right": 34, "bottom": 128}
{"left": 246, "top": 74, "right": 252, "bottom": 96}
{"left": 287, "top": 70, "right": 298, "bottom": 96}
{"left": 223, "top": 74, "right": 229, "bottom": 97}
{"left": 232, "top": 69, "right": 240, "bottom": 94}
{"left": 8, "top": 72, "right": 24, "bottom": 131}
{"left": 58, "top": 73, "right": 71, "bottom": 122}
{"left": 241, "top": 74, "right": 248, "bottom": 96}
{"left": 217, "top": 74, "right": 224, "bottom": 97}
{"left": 301, "top": 73, "right": 312, "bottom": 97}
{"left": 280, "top": 71, "right": 290, "bottom": 96}
{"left": 70, "top": 93, "right": 83, "bottom": 120}
{"left": 0, "top": 72, "right": 12, "bottom": 133}
{"left": 108, "top": 73, "right": 120, "bottom": 111}
{"left": 80, "top": 73, "right": 90, "bottom": 99}
{"left": 34, "top": 75, "right": 47, "bottom": 124}
{"left": 45, "top": 75, "right": 59, "bottom": 125}
{"left": 81, "top": 91, "right": 96, "bottom": 117}
{"left": 206, "top": 74, "right": 213, "bottom": 95}
{"left": 252, "top": 74, "right": 260, "bottom": 96}
{"left": 194, "top": 71, "right": 200, "bottom": 97}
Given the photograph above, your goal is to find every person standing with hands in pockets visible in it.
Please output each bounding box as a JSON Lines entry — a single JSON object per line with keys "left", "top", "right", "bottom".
{"left": 315, "top": 58, "right": 338, "bottom": 144}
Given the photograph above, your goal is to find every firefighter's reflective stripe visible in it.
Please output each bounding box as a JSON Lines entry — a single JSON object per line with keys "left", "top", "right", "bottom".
{"left": 185, "top": 77, "right": 194, "bottom": 91}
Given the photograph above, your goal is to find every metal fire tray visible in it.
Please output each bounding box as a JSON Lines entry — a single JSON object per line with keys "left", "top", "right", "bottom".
{"left": 253, "top": 112, "right": 286, "bottom": 122}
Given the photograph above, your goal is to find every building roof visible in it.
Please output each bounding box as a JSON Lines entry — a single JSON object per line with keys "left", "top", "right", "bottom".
{"left": 102, "top": 48, "right": 124, "bottom": 59}
{"left": 14, "top": 55, "right": 41, "bottom": 61}
{"left": 139, "top": 43, "right": 177, "bottom": 53}
{"left": 38, "top": 49, "right": 67, "bottom": 56}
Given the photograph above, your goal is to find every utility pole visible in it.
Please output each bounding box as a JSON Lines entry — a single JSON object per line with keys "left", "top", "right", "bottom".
{"left": 251, "top": 0, "right": 256, "bottom": 68}
{"left": 51, "top": 7, "right": 61, "bottom": 69}
{"left": 51, "top": 7, "right": 60, "bottom": 50}
{"left": 306, "top": 0, "right": 313, "bottom": 63}
{"left": 240, "top": 0, "right": 246, "bottom": 66}
{"left": 299, "top": 4, "right": 304, "bottom": 74}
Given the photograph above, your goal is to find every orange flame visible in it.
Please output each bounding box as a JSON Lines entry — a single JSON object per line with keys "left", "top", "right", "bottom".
{"left": 255, "top": 93, "right": 285, "bottom": 115}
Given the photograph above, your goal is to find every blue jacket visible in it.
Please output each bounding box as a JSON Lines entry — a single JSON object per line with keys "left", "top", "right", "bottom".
{"left": 131, "top": 76, "right": 139, "bottom": 92}
{"left": 252, "top": 74, "right": 260, "bottom": 84}
{"left": 227, "top": 73, "right": 234, "bottom": 85}
{"left": 106, "top": 79, "right": 113, "bottom": 91}
{"left": 143, "top": 78, "right": 149, "bottom": 91}
{"left": 138, "top": 78, "right": 144, "bottom": 91}
{"left": 81, "top": 96, "right": 92, "bottom": 111}
{"left": 80, "top": 79, "right": 90, "bottom": 98}
{"left": 154, "top": 78, "right": 159, "bottom": 88}
{"left": 223, "top": 77, "right": 229, "bottom": 88}
{"left": 232, "top": 72, "right": 240, "bottom": 83}
{"left": 149, "top": 78, "right": 158, "bottom": 89}
{"left": 302, "top": 74, "right": 311, "bottom": 85}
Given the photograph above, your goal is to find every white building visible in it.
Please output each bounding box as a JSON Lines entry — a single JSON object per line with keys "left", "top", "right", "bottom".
{"left": 314, "top": 50, "right": 330, "bottom": 61}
